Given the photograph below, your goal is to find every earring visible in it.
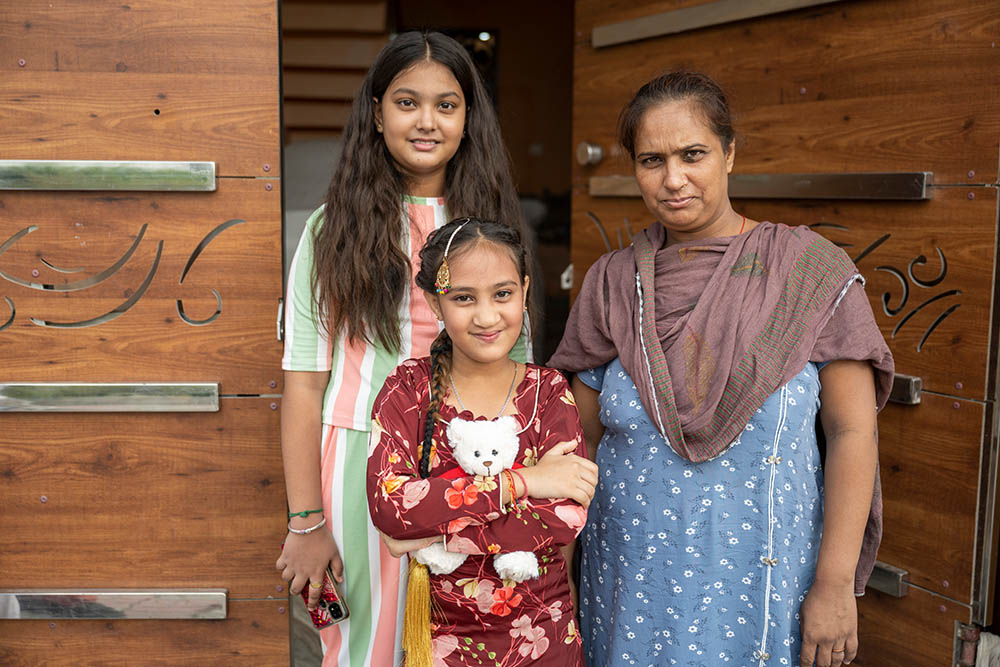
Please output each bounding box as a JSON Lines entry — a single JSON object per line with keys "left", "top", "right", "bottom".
{"left": 375, "top": 123, "right": 383, "bottom": 133}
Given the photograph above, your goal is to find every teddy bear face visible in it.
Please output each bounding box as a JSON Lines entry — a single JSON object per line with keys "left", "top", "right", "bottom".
{"left": 448, "top": 415, "right": 520, "bottom": 477}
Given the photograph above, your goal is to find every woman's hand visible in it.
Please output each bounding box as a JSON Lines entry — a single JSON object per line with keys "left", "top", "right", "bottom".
{"left": 798, "top": 578, "right": 858, "bottom": 666}
{"left": 276, "top": 528, "right": 343, "bottom": 611}
{"left": 380, "top": 532, "right": 440, "bottom": 558}
{"left": 521, "top": 440, "right": 599, "bottom": 507}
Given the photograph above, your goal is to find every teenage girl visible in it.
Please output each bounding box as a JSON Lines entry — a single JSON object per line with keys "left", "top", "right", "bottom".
{"left": 277, "top": 32, "right": 533, "bottom": 667}
{"left": 367, "top": 218, "right": 599, "bottom": 666}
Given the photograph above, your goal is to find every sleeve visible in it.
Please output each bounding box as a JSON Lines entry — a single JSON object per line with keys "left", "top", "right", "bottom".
{"left": 546, "top": 251, "right": 618, "bottom": 372}
{"left": 367, "top": 363, "right": 508, "bottom": 541}
{"left": 509, "top": 315, "right": 533, "bottom": 364}
{"left": 810, "top": 279, "right": 894, "bottom": 409}
{"left": 577, "top": 365, "right": 606, "bottom": 392}
{"left": 282, "top": 206, "right": 333, "bottom": 372}
{"left": 444, "top": 370, "right": 589, "bottom": 555}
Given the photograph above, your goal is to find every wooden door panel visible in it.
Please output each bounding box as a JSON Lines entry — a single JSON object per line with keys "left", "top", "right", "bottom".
{"left": 856, "top": 587, "right": 968, "bottom": 666}
{"left": 572, "top": 0, "right": 1000, "bottom": 185}
{"left": 0, "top": 179, "right": 283, "bottom": 394}
{"left": 0, "top": 398, "right": 286, "bottom": 599}
{"left": 0, "top": 72, "right": 280, "bottom": 178}
{"left": 0, "top": 600, "right": 289, "bottom": 666}
{"left": 0, "top": 1, "right": 279, "bottom": 75}
{"left": 571, "top": 189, "right": 997, "bottom": 401}
{"left": 875, "top": 396, "right": 983, "bottom": 604}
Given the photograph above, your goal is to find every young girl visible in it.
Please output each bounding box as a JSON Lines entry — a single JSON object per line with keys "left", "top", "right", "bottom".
{"left": 277, "top": 32, "right": 533, "bottom": 667}
{"left": 367, "top": 218, "right": 598, "bottom": 666}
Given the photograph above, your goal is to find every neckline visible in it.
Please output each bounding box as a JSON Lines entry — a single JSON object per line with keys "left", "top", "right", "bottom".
{"left": 438, "top": 364, "right": 537, "bottom": 423}
{"left": 402, "top": 194, "right": 445, "bottom": 205}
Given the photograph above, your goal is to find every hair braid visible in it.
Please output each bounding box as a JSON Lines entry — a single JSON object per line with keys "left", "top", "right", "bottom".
{"left": 420, "top": 330, "right": 452, "bottom": 478}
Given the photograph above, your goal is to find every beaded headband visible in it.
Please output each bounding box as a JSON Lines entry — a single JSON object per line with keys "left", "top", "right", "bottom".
{"left": 434, "top": 219, "right": 471, "bottom": 295}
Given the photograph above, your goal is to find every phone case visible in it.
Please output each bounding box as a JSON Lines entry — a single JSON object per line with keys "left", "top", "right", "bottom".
{"left": 280, "top": 542, "right": 350, "bottom": 629}
{"left": 301, "top": 566, "right": 350, "bottom": 629}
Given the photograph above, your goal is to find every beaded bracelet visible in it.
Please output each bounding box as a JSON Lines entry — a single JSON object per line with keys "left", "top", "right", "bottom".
{"left": 287, "top": 516, "right": 327, "bottom": 535}
{"left": 288, "top": 508, "right": 324, "bottom": 519}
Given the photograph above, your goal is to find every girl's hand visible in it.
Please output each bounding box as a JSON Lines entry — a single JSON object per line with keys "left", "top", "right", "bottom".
{"left": 380, "top": 532, "right": 440, "bottom": 558}
{"left": 522, "top": 440, "right": 599, "bottom": 507}
{"left": 798, "top": 578, "right": 858, "bottom": 666}
{"left": 276, "top": 528, "right": 343, "bottom": 611}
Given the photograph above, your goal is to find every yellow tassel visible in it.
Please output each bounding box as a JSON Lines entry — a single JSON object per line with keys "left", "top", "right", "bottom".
{"left": 403, "top": 559, "right": 433, "bottom": 667}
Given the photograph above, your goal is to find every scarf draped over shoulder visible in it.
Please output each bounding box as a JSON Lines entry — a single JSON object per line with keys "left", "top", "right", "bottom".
{"left": 548, "top": 221, "right": 894, "bottom": 594}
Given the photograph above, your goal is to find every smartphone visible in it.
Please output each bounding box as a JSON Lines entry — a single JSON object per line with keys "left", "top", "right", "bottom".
{"left": 280, "top": 543, "right": 350, "bottom": 629}
{"left": 301, "top": 565, "right": 350, "bottom": 629}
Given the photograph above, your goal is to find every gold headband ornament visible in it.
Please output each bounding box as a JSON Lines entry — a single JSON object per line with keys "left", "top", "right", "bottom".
{"left": 434, "top": 220, "right": 470, "bottom": 295}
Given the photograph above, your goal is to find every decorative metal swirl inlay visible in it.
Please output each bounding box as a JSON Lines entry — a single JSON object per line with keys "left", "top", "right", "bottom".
{"left": 0, "top": 219, "right": 247, "bottom": 331}
{"left": 813, "top": 224, "right": 959, "bottom": 352}
{"left": 0, "top": 297, "right": 14, "bottom": 331}
{"left": 582, "top": 211, "right": 960, "bottom": 352}
{"left": 175, "top": 219, "right": 244, "bottom": 326}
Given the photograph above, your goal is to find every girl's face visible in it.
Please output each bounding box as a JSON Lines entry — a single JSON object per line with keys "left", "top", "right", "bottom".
{"left": 633, "top": 99, "right": 735, "bottom": 242}
{"left": 375, "top": 60, "right": 467, "bottom": 198}
{"left": 424, "top": 241, "right": 528, "bottom": 371}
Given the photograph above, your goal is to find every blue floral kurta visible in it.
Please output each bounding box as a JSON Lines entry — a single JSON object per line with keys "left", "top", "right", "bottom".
{"left": 579, "top": 358, "right": 824, "bottom": 667}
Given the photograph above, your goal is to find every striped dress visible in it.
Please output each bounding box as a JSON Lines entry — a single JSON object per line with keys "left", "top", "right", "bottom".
{"left": 283, "top": 196, "right": 530, "bottom": 667}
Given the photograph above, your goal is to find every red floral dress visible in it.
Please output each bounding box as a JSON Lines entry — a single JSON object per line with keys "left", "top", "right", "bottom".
{"left": 368, "top": 359, "right": 586, "bottom": 666}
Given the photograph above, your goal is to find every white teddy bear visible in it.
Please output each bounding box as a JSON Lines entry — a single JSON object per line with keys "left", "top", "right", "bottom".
{"left": 411, "top": 415, "right": 540, "bottom": 582}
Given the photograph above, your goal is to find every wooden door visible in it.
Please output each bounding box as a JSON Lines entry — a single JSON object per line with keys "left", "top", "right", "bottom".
{"left": 571, "top": 1, "right": 1000, "bottom": 664}
{"left": 0, "top": 2, "right": 288, "bottom": 664}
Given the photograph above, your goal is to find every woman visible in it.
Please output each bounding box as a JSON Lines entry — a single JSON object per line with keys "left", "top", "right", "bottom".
{"left": 549, "top": 71, "right": 893, "bottom": 667}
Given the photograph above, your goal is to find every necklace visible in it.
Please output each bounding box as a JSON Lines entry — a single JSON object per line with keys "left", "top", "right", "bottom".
{"left": 738, "top": 214, "right": 747, "bottom": 234}
{"left": 449, "top": 361, "right": 518, "bottom": 420}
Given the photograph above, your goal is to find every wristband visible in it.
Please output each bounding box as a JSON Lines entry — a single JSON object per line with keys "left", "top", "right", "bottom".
{"left": 288, "top": 508, "right": 324, "bottom": 519}
{"left": 288, "top": 517, "right": 327, "bottom": 535}
{"left": 511, "top": 469, "right": 528, "bottom": 501}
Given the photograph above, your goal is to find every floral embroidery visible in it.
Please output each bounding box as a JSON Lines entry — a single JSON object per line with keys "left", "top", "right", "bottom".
{"left": 491, "top": 586, "right": 523, "bottom": 616}
{"left": 445, "top": 478, "right": 479, "bottom": 508}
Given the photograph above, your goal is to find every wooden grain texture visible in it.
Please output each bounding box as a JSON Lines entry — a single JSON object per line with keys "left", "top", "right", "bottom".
{"left": 282, "top": 1, "right": 386, "bottom": 32}
{"left": 570, "top": 188, "right": 997, "bottom": 400}
{"left": 572, "top": 0, "right": 1000, "bottom": 184}
{"left": 855, "top": 586, "right": 968, "bottom": 666}
{"left": 0, "top": 599, "right": 289, "bottom": 666}
{"left": 283, "top": 35, "right": 387, "bottom": 69}
{"left": 283, "top": 70, "right": 367, "bottom": 100}
{"left": 875, "top": 395, "right": 983, "bottom": 604}
{"left": 0, "top": 0, "right": 278, "bottom": 75}
{"left": 0, "top": 71, "right": 280, "bottom": 178}
{"left": 0, "top": 180, "right": 283, "bottom": 394}
{"left": 576, "top": 0, "right": 718, "bottom": 37}
{"left": 284, "top": 100, "right": 353, "bottom": 129}
{"left": 0, "top": 399, "right": 287, "bottom": 599}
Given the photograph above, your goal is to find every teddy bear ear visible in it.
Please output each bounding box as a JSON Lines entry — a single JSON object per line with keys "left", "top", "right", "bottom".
{"left": 447, "top": 417, "right": 471, "bottom": 442}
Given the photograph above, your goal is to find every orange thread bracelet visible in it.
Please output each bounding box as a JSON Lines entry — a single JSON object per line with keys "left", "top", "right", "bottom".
{"left": 503, "top": 469, "right": 517, "bottom": 508}
{"left": 511, "top": 469, "right": 528, "bottom": 501}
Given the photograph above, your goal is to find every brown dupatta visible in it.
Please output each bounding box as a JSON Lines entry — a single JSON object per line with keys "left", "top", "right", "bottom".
{"left": 550, "top": 221, "right": 893, "bottom": 461}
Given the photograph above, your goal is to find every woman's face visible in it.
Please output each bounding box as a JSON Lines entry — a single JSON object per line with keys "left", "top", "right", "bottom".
{"left": 375, "top": 60, "right": 467, "bottom": 197}
{"left": 633, "top": 99, "right": 735, "bottom": 241}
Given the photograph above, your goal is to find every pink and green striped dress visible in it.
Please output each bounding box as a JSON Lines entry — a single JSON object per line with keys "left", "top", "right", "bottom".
{"left": 283, "top": 196, "right": 530, "bottom": 666}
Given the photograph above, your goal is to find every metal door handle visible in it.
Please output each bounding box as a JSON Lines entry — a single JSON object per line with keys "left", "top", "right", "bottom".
{"left": 576, "top": 142, "right": 604, "bottom": 166}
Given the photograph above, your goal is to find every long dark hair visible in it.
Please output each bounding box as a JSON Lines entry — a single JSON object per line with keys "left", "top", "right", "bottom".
{"left": 413, "top": 217, "right": 528, "bottom": 478}
{"left": 619, "top": 70, "right": 735, "bottom": 160}
{"left": 312, "top": 31, "right": 527, "bottom": 350}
